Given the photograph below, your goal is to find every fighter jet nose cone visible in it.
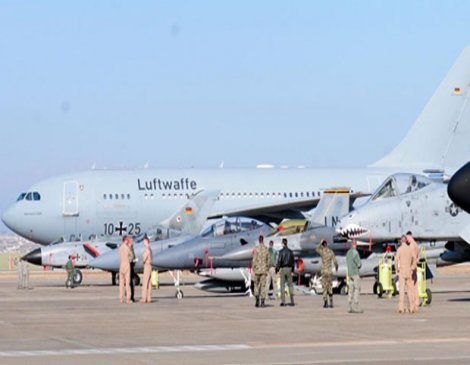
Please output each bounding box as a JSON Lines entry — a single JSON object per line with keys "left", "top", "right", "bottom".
{"left": 22, "top": 248, "right": 42, "bottom": 266}
{"left": 448, "top": 162, "right": 470, "bottom": 213}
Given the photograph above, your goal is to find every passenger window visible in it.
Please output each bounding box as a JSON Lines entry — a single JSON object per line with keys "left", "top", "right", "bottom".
{"left": 33, "top": 192, "right": 41, "bottom": 201}
{"left": 121, "top": 194, "right": 125, "bottom": 199}
{"left": 115, "top": 194, "right": 119, "bottom": 199}
{"left": 127, "top": 194, "right": 131, "bottom": 199}
{"left": 103, "top": 194, "right": 107, "bottom": 200}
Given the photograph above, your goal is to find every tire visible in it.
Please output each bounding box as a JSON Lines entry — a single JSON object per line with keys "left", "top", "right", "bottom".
{"left": 73, "top": 270, "right": 83, "bottom": 285}
{"left": 425, "top": 288, "right": 432, "bottom": 305}
{"left": 340, "top": 284, "right": 348, "bottom": 296}
{"left": 392, "top": 280, "right": 398, "bottom": 297}
{"left": 376, "top": 282, "right": 384, "bottom": 298}
{"left": 175, "top": 290, "right": 184, "bottom": 299}
{"left": 133, "top": 274, "right": 140, "bottom": 287}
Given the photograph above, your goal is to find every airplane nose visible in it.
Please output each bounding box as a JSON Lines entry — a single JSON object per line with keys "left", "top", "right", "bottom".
{"left": 22, "top": 248, "right": 42, "bottom": 266}
{"left": 448, "top": 161, "right": 470, "bottom": 213}
{"left": 1, "top": 205, "right": 18, "bottom": 232}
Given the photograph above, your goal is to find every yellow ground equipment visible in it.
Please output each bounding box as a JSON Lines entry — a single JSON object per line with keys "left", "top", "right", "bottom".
{"left": 374, "top": 254, "right": 396, "bottom": 298}
{"left": 417, "top": 251, "right": 432, "bottom": 306}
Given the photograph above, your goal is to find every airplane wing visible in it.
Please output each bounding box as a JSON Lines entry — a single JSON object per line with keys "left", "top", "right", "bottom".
{"left": 209, "top": 192, "right": 369, "bottom": 224}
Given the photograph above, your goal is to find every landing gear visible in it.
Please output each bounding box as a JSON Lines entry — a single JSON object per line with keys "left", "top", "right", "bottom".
{"left": 112, "top": 272, "right": 118, "bottom": 286}
{"left": 239, "top": 268, "right": 252, "bottom": 297}
{"left": 73, "top": 269, "right": 83, "bottom": 285}
{"left": 169, "top": 270, "right": 184, "bottom": 299}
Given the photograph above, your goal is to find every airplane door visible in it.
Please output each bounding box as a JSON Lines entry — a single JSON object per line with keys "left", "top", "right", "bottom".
{"left": 63, "top": 181, "right": 79, "bottom": 216}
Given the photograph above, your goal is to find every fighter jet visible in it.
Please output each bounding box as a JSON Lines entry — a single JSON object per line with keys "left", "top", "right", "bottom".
{"left": 23, "top": 190, "right": 219, "bottom": 285}
{"left": 4, "top": 48, "right": 470, "bottom": 245}
{"left": 337, "top": 173, "right": 470, "bottom": 265}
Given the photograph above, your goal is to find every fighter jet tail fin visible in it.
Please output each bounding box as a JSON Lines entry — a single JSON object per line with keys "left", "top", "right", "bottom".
{"left": 371, "top": 47, "right": 470, "bottom": 171}
{"left": 306, "top": 189, "right": 350, "bottom": 228}
{"left": 160, "top": 190, "right": 220, "bottom": 235}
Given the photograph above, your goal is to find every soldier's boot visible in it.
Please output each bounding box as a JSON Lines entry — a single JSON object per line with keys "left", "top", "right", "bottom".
{"left": 289, "top": 296, "right": 295, "bottom": 307}
{"left": 255, "top": 297, "right": 260, "bottom": 307}
{"left": 260, "top": 299, "right": 265, "bottom": 308}
{"left": 323, "top": 298, "right": 328, "bottom": 308}
{"left": 328, "top": 295, "right": 334, "bottom": 308}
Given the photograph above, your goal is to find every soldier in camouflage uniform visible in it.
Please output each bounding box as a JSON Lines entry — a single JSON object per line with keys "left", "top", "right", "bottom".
{"left": 252, "top": 235, "right": 269, "bottom": 307}
{"left": 316, "top": 239, "right": 338, "bottom": 308}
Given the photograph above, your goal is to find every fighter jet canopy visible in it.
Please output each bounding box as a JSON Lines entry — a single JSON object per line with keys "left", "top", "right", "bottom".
{"left": 201, "top": 217, "right": 264, "bottom": 238}
{"left": 371, "top": 173, "right": 432, "bottom": 201}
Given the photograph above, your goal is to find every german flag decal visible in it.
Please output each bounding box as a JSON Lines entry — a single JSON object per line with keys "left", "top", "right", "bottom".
{"left": 185, "top": 207, "right": 193, "bottom": 215}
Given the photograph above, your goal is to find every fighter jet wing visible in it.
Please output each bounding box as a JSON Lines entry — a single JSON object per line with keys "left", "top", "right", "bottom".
{"left": 209, "top": 192, "right": 369, "bottom": 224}
{"left": 208, "top": 198, "right": 320, "bottom": 224}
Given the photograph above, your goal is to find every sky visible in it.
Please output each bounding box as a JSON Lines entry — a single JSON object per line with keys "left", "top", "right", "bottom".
{"left": 1, "top": 1, "right": 470, "bottom": 233}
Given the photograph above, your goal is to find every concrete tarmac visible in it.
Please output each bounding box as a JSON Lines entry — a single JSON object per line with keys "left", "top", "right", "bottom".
{"left": 2, "top": 267, "right": 470, "bottom": 365}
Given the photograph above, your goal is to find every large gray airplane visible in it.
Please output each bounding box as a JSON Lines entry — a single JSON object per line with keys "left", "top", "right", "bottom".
{"left": 3, "top": 48, "right": 470, "bottom": 245}
{"left": 21, "top": 190, "right": 219, "bottom": 284}
{"left": 337, "top": 173, "right": 470, "bottom": 264}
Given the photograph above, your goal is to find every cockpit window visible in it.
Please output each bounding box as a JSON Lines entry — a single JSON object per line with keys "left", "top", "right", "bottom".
{"left": 25, "top": 192, "right": 33, "bottom": 201}
{"left": 201, "top": 218, "right": 263, "bottom": 237}
{"left": 371, "top": 174, "right": 432, "bottom": 201}
{"left": 33, "top": 192, "right": 41, "bottom": 201}
{"left": 16, "top": 192, "right": 26, "bottom": 201}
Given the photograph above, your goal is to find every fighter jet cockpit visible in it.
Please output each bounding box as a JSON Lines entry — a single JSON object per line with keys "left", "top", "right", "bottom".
{"left": 201, "top": 218, "right": 264, "bottom": 238}
{"left": 371, "top": 173, "right": 432, "bottom": 201}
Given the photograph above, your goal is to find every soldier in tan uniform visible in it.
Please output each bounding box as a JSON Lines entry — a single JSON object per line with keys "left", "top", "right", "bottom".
{"left": 119, "top": 236, "right": 132, "bottom": 304}
{"left": 394, "top": 235, "right": 417, "bottom": 313}
{"left": 252, "top": 235, "right": 269, "bottom": 308}
{"left": 406, "top": 231, "right": 421, "bottom": 309}
{"left": 140, "top": 236, "right": 153, "bottom": 303}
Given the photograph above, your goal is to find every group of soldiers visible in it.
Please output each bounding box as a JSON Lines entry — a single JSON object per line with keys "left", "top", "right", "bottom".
{"left": 118, "top": 235, "right": 153, "bottom": 304}
{"left": 252, "top": 234, "right": 363, "bottom": 312}
{"left": 252, "top": 235, "right": 295, "bottom": 307}
{"left": 394, "top": 231, "right": 421, "bottom": 314}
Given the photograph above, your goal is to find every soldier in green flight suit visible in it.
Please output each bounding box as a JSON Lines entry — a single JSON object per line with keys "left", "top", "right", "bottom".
{"left": 316, "top": 240, "right": 338, "bottom": 308}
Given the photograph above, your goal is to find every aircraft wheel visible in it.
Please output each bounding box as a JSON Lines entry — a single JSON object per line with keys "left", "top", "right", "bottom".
{"left": 175, "top": 290, "right": 184, "bottom": 299}
{"left": 373, "top": 281, "right": 379, "bottom": 295}
{"left": 133, "top": 274, "right": 140, "bottom": 287}
{"left": 376, "top": 282, "right": 384, "bottom": 298}
{"left": 392, "top": 280, "right": 398, "bottom": 296}
{"left": 425, "top": 288, "right": 432, "bottom": 305}
{"left": 73, "top": 270, "right": 83, "bottom": 285}
{"left": 340, "top": 284, "right": 348, "bottom": 296}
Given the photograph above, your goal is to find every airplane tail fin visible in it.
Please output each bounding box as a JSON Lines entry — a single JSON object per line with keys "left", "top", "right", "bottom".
{"left": 371, "top": 47, "right": 470, "bottom": 171}
{"left": 160, "top": 190, "right": 220, "bottom": 235}
{"left": 307, "top": 189, "right": 350, "bottom": 228}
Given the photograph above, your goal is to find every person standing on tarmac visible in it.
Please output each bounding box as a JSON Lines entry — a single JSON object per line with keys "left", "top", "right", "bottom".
{"left": 129, "top": 238, "right": 137, "bottom": 303}
{"left": 394, "top": 235, "right": 417, "bottom": 314}
{"left": 64, "top": 256, "right": 76, "bottom": 289}
{"left": 346, "top": 240, "right": 362, "bottom": 313}
{"left": 276, "top": 238, "right": 295, "bottom": 307}
{"left": 406, "top": 231, "right": 421, "bottom": 309}
{"left": 316, "top": 239, "right": 338, "bottom": 308}
{"left": 266, "top": 240, "right": 278, "bottom": 300}
{"left": 140, "top": 236, "right": 153, "bottom": 304}
{"left": 119, "top": 236, "right": 132, "bottom": 304}
{"left": 252, "top": 235, "right": 269, "bottom": 308}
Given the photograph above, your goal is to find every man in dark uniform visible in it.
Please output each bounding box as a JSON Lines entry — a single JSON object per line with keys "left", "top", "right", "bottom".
{"left": 276, "top": 238, "right": 295, "bottom": 307}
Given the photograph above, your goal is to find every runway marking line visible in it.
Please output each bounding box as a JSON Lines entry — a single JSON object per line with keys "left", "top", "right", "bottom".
{"left": 2, "top": 337, "right": 470, "bottom": 358}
